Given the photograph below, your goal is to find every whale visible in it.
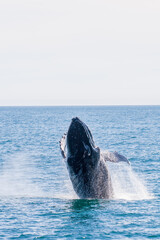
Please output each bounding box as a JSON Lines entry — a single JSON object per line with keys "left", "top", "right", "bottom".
{"left": 60, "top": 117, "right": 130, "bottom": 199}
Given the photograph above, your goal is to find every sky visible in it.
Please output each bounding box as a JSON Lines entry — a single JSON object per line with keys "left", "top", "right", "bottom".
{"left": 0, "top": 0, "right": 160, "bottom": 106}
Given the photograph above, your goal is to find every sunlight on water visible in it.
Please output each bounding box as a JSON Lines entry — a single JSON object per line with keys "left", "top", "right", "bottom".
{"left": 108, "top": 162, "right": 154, "bottom": 200}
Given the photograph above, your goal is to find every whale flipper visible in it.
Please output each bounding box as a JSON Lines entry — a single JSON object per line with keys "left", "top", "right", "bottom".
{"left": 59, "top": 133, "right": 67, "bottom": 159}
{"left": 102, "top": 151, "right": 130, "bottom": 165}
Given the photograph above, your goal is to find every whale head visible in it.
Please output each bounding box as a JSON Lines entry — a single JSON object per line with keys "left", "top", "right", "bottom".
{"left": 66, "top": 117, "right": 100, "bottom": 174}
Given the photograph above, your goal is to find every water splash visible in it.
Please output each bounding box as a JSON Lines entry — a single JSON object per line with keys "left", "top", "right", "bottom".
{"left": 108, "top": 162, "right": 153, "bottom": 200}
{"left": 0, "top": 153, "right": 48, "bottom": 198}
{"left": 0, "top": 152, "right": 153, "bottom": 201}
{"left": 0, "top": 152, "right": 76, "bottom": 199}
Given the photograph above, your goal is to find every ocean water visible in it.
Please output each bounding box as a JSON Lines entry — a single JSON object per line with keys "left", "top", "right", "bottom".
{"left": 0, "top": 106, "right": 159, "bottom": 239}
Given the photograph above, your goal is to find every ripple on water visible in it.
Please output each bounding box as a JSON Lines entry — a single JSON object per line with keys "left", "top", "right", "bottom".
{"left": 0, "top": 106, "right": 159, "bottom": 239}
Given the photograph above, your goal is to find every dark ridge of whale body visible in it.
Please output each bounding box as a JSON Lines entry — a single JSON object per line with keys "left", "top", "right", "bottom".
{"left": 60, "top": 117, "right": 130, "bottom": 199}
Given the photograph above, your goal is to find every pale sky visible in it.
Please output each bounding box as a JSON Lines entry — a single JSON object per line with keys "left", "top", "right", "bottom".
{"left": 0, "top": 0, "right": 160, "bottom": 106}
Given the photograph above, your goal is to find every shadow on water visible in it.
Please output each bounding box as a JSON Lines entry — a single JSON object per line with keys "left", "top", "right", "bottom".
{"left": 68, "top": 198, "right": 112, "bottom": 211}
{"left": 69, "top": 199, "right": 100, "bottom": 211}
{"left": 69, "top": 199, "right": 111, "bottom": 218}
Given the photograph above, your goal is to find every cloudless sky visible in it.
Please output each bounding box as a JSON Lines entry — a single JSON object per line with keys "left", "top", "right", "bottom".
{"left": 0, "top": 0, "right": 160, "bottom": 106}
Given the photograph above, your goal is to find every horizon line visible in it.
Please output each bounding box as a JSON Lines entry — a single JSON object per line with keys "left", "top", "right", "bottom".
{"left": 0, "top": 104, "right": 160, "bottom": 107}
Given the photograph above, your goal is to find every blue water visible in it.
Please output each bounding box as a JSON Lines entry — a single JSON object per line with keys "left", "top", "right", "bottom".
{"left": 0, "top": 106, "right": 159, "bottom": 239}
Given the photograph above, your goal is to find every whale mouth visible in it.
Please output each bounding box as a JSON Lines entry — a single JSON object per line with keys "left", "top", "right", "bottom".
{"left": 66, "top": 117, "right": 96, "bottom": 158}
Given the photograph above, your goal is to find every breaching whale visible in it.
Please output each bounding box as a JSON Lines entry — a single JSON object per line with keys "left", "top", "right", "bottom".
{"left": 60, "top": 117, "right": 130, "bottom": 199}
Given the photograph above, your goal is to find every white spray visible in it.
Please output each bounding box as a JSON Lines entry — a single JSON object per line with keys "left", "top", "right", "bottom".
{"left": 107, "top": 162, "right": 153, "bottom": 200}
{"left": 0, "top": 152, "right": 153, "bottom": 200}
{"left": 0, "top": 153, "right": 46, "bottom": 198}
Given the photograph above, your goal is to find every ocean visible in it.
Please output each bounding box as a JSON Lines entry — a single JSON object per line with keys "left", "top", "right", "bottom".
{"left": 0, "top": 106, "right": 159, "bottom": 239}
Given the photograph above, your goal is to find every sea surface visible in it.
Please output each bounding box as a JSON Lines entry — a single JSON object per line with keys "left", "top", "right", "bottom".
{"left": 0, "top": 106, "right": 159, "bottom": 239}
